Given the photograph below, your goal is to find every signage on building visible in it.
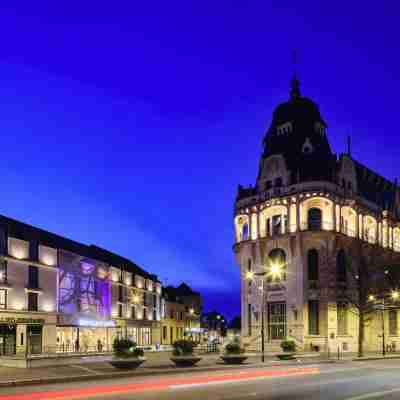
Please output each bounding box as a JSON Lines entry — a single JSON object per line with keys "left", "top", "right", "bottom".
{"left": 0, "top": 317, "right": 44, "bottom": 324}
{"left": 77, "top": 318, "right": 115, "bottom": 328}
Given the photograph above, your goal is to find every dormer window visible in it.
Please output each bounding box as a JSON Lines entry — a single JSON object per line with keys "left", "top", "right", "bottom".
{"left": 302, "top": 137, "right": 313, "bottom": 154}
{"left": 276, "top": 122, "right": 292, "bottom": 135}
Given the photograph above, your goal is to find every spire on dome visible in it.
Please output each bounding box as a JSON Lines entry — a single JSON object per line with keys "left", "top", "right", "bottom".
{"left": 290, "top": 51, "right": 301, "bottom": 99}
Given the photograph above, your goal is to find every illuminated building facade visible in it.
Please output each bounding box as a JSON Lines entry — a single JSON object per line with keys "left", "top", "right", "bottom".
{"left": 234, "top": 76, "right": 400, "bottom": 354}
{"left": 0, "top": 215, "right": 162, "bottom": 358}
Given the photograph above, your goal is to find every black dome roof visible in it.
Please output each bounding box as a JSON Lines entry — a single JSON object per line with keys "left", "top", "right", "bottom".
{"left": 260, "top": 77, "right": 335, "bottom": 183}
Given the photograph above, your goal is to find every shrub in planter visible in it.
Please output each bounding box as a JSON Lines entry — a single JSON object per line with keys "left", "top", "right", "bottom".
{"left": 276, "top": 339, "right": 296, "bottom": 361}
{"left": 110, "top": 338, "right": 146, "bottom": 369}
{"left": 171, "top": 340, "right": 201, "bottom": 367}
{"left": 221, "top": 340, "right": 247, "bottom": 364}
{"left": 280, "top": 340, "right": 296, "bottom": 353}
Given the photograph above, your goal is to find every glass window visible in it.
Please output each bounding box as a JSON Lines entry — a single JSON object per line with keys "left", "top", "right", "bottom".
{"left": 0, "top": 261, "right": 7, "bottom": 282}
{"left": 163, "top": 326, "right": 167, "bottom": 341}
{"left": 308, "top": 300, "right": 319, "bottom": 335}
{"left": 308, "top": 249, "right": 319, "bottom": 281}
{"left": 308, "top": 208, "right": 322, "bottom": 231}
{"left": 242, "top": 224, "right": 249, "bottom": 241}
{"left": 0, "top": 289, "right": 6, "bottom": 309}
{"left": 275, "top": 177, "right": 282, "bottom": 187}
{"left": 28, "top": 266, "right": 39, "bottom": 289}
{"left": 336, "top": 250, "right": 347, "bottom": 283}
{"left": 143, "top": 308, "right": 147, "bottom": 320}
{"left": 131, "top": 306, "right": 136, "bottom": 319}
{"left": 272, "top": 215, "right": 282, "bottom": 235}
{"left": 337, "top": 303, "right": 348, "bottom": 335}
{"left": 28, "top": 292, "right": 38, "bottom": 311}
{"left": 267, "top": 248, "right": 286, "bottom": 282}
{"left": 118, "top": 304, "right": 123, "bottom": 318}
{"left": 389, "top": 310, "right": 397, "bottom": 336}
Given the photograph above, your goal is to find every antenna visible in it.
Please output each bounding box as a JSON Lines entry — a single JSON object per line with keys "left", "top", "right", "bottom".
{"left": 347, "top": 135, "right": 351, "bottom": 156}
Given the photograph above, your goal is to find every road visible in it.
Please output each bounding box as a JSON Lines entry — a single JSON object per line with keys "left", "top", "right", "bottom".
{"left": 2, "top": 359, "right": 400, "bottom": 399}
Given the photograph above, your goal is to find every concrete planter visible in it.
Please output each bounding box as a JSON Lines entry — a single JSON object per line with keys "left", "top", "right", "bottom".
{"left": 220, "top": 355, "right": 248, "bottom": 364}
{"left": 276, "top": 353, "right": 296, "bottom": 361}
{"left": 109, "top": 357, "right": 146, "bottom": 369}
{"left": 170, "top": 355, "right": 202, "bottom": 367}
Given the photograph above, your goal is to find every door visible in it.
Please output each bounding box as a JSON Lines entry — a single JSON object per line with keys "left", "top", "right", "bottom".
{"left": 0, "top": 325, "right": 16, "bottom": 355}
{"left": 268, "top": 303, "right": 286, "bottom": 340}
{"left": 28, "top": 325, "right": 42, "bottom": 354}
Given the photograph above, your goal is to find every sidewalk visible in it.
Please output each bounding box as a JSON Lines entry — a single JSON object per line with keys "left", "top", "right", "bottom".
{"left": 0, "top": 352, "right": 332, "bottom": 388}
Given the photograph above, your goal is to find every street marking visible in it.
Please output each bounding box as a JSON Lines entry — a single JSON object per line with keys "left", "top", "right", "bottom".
{"left": 70, "top": 365, "right": 100, "bottom": 375}
{"left": 346, "top": 387, "right": 400, "bottom": 400}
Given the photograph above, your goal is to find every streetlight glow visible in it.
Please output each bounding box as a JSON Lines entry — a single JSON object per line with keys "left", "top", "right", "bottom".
{"left": 245, "top": 271, "right": 254, "bottom": 280}
{"left": 368, "top": 294, "right": 375, "bottom": 302}
{"left": 189, "top": 308, "right": 195, "bottom": 315}
{"left": 268, "top": 262, "right": 283, "bottom": 279}
{"left": 392, "top": 291, "right": 399, "bottom": 300}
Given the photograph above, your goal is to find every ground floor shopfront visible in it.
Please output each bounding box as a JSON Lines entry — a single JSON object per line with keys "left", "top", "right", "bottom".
{"left": 0, "top": 311, "right": 57, "bottom": 356}
{"left": 56, "top": 318, "right": 160, "bottom": 352}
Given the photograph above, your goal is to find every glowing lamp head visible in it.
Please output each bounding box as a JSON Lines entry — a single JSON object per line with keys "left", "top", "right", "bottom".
{"left": 368, "top": 294, "right": 375, "bottom": 302}
{"left": 132, "top": 295, "right": 140, "bottom": 304}
{"left": 269, "top": 262, "right": 283, "bottom": 279}
{"left": 245, "top": 271, "right": 254, "bottom": 280}
{"left": 392, "top": 291, "right": 399, "bottom": 300}
{"left": 189, "top": 308, "right": 195, "bottom": 315}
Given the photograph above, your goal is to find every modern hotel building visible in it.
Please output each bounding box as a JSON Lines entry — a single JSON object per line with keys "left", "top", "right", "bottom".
{"left": 0, "top": 215, "right": 162, "bottom": 358}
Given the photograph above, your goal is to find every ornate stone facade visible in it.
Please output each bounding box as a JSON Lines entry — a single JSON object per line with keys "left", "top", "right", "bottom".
{"left": 234, "top": 77, "right": 400, "bottom": 354}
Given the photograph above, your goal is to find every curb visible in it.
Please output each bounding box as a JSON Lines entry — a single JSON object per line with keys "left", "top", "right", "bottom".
{"left": 352, "top": 355, "right": 400, "bottom": 362}
{"left": 0, "top": 359, "right": 336, "bottom": 388}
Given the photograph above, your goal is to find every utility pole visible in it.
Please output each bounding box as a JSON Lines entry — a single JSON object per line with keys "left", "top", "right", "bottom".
{"left": 261, "top": 279, "right": 265, "bottom": 363}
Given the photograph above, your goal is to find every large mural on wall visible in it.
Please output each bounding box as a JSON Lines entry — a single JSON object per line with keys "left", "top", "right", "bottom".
{"left": 58, "top": 251, "right": 111, "bottom": 319}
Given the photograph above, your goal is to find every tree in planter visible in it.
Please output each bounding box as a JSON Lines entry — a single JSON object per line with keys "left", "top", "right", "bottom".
{"left": 280, "top": 339, "right": 296, "bottom": 353}
{"left": 224, "top": 339, "right": 245, "bottom": 355}
{"left": 172, "top": 339, "right": 195, "bottom": 356}
{"left": 113, "top": 338, "right": 144, "bottom": 358}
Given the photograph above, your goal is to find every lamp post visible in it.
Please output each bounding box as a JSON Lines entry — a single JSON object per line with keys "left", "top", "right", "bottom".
{"left": 368, "top": 291, "right": 399, "bottom": 356}
{"left": 246, "top": 261, "right": 284, "bottom": 363}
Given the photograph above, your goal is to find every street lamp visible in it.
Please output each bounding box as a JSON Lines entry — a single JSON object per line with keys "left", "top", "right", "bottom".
{"left": 368, "top": 291, "right": 400, "bottom": 356}
{"left": 246, "top": 261, "right": 284, "bottom": 363}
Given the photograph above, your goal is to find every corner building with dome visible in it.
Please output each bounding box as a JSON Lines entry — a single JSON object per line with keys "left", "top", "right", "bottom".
{"left": 234, "top": 76, "right": 400, "bottom": 354}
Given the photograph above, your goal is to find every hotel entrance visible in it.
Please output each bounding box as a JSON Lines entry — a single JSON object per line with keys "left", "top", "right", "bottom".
{"left": 268, "top": 302, "right": 286, "bottom": 340}
{"left": 0, "top": 325, "right": 16, "bottom": 355}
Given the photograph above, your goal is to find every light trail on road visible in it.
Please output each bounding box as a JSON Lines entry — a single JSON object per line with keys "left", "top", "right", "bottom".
{"left": 0, "top": 367, "right": 319, "bottom": 400}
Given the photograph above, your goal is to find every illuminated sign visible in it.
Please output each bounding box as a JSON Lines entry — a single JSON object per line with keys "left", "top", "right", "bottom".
{"left": 77, "top": 318, "right": 116, "bottom": 328}
{"left": 0, "top": 318, "right": 45, "bottom": 324}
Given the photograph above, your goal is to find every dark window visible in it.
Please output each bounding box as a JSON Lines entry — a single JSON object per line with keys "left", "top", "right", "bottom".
{"left": 336, "top": 250, "right": 347, "bottom": 283}
{"left": 153, "top": 309, "right": 157, "bottom": 321}
{"left": 0, "top": 261, "right": 7, "bottom": 283}
{"left": 0, "top": 290, "right": 6, "bottom": 309}
{"left": 118, "top": 285, "right": 123, "bottom": 302}
{"left": 308, "top": 300, "right": 319, "bottom": 335}
{"left": 275, "top": 177, "right": 283, "bottom": 187}
{"left": 131, "top": 306, "right": 136, "bottom": 319}
{"left": 180, "top": 311, "right": 183, "bottom": 320}
{"left": 266, "top": 218, "right": 271, "bottom": 236}
{"left": 28, "top": 266, "right": 39, "bottom": 289}
{"left": 143, "top": 308, "right": 147, "bottom": 320}
{"left": 337, "top": 303, "right": 348, "bottom": 335}
{"left": 163, "top": 326, "right": 167, "bottom": 341}
{"left": 28, "top": 325, "right": 42, "bottom": 354}
{"left": 265, "top": 181, "right": 272, "bottom": 190}
{"left": 170, "top": 310, "right": 174, "bottom": 319}
{"left": 308, "top": 249, "right": 319, "bottom": 281}
{"left": 248, "top": 304, "right": 252, "bottom": 336}
{"left": 29, "top": 241, "right": 39, "bottom": 261}
{"left": 153, "top": 294, "right": 157, "bottom": 307}
{"left": 308, "top": 208, "right": 322, "bottom": 231}
{"left": 247, "top": 259, "right": 252, "bottom": 272}
{"left": 342, "top": 179, "right": 346, "bottom": 188}
{"left": 272, "top": 215, "right": 282, "bottom": 235}
{"left": 170, "top": 327, "right": 173, "bottom": 343}
{"left": 389, "top": 310, "right": 398, "bottom": 336}
{"left": 28, "top": 292, "right": 38, "bottom": 311}
{"left": 242, "top": 224, "right": 249, "bottom": 240}
{"left": 118, "top": 304, "right": 123, "bottom": 318}
{"left": 142, "top": 292, "right": 147, "bottom": 306}
{"left": 267, "top": 248, "right": 286, "bottom": 282}
{"left": 347, "top": 181, "right": 352, "bottom": 190}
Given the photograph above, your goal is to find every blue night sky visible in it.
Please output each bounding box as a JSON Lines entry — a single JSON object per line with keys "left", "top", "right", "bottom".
{"left": 0, "top": 2, "right": 399, "bottom": 320}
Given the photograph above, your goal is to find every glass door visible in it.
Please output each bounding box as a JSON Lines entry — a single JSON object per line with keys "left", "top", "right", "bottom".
{"left": 268, "top": 302, "right": 286, "bottom": 340}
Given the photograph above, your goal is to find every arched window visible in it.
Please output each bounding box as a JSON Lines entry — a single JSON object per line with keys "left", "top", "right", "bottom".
{"left": 308, "top": 208, "right": 322, "bottom": 231}
{"left": 242, "top": 224, "right": 249, "bottom": 241}
{"left": 307, "top": 249, "right": 319, "bottom": 281}
{"left": 267, "top": 248, "right": 286, "bottom": 281}
{"left": 336, "top": 249, "right": 347, "bottom": 283}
